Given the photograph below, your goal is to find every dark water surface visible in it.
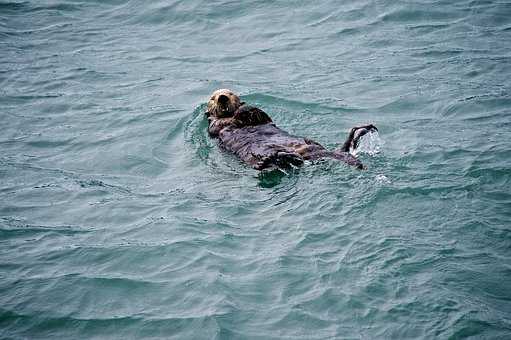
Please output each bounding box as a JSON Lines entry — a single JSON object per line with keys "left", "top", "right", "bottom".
{"left": 1, "top": 0, "right": 511, "bottom": 338}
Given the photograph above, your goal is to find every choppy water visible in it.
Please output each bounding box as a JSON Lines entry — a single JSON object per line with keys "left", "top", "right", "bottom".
{"left": 1, "top": 0, "right": 511, "bottom": 338}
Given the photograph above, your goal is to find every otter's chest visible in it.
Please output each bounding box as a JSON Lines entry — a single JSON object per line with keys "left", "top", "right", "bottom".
{"left": 219, "top": 124, "right": 301, "bottom": 149}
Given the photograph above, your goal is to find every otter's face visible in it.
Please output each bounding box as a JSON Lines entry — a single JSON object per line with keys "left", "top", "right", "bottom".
{"left": 207, "top": 89, "right": 241, "bottom": 118}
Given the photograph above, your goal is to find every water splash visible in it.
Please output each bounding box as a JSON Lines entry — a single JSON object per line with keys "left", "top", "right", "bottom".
{"left": 351, "top": 131, "right": 384, "bottom": 156}
{"left": 376, "top": 173, "right": 391, "bottom": 184}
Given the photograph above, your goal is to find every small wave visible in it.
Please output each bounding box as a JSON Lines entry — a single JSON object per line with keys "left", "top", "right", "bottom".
{"left": 183, "top": 104, "right": 218, "bottom": 166}
{"left": 0, "top": 308, "right": 225, "bottom": 339}
{"left": 242, "top": 92, "right": 362, "bottom": 115}
{"left": 0, "top": 217, "right": 93, "bottom": 237}
{"left": 380, "top": 7, "right": 461, "bottom": 24}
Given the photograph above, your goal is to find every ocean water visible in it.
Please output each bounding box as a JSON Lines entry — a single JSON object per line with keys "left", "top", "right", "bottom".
{"left": 1, "top": 0, "right": 511, "bottom": 338}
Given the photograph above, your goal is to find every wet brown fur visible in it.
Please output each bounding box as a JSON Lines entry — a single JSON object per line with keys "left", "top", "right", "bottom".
{"left": 206, "top": 89, "right": 376, "bottom": 171}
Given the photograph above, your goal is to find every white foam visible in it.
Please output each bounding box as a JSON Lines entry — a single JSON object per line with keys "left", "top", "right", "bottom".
{"left": 376, "top": 174, "right": 391, "bottom": 184}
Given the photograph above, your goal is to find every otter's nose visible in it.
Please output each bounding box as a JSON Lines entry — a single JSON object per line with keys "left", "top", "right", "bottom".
{"left": 218, "top": 94, "right": 229, "bottom": 105}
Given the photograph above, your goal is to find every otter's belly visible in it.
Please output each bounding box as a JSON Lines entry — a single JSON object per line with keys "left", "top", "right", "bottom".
{"left": 218, "top": 124, "right": 325, "bottom": 167}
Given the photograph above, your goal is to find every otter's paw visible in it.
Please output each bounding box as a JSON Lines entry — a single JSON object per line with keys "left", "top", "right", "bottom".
{"left": 275, "top": 151, "right": 304, "bottom": 168}
{"left": 253, "top": 152, "right": 304, "bottom": 170}
{"left": 233, "top": 105, "right": 272, "bottom": 127}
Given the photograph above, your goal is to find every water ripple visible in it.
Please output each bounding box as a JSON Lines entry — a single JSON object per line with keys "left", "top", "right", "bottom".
{"left": 1, "top": 0, "right": 511, "bottom": 338}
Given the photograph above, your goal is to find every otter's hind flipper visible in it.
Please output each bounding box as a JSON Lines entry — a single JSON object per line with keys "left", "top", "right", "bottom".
{"left": 233, "top": 105, "right": 273, "bottom": 127}
{"left": 339, "top": 124, "right": 378, "bottom": 153}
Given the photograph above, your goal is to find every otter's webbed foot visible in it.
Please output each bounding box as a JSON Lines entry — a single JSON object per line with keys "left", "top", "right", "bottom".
{"left": 254, "top": 151, "right": 304, "bottom": 171}
{"left": 340, "top": 124, "right": 378, "bottom": 152}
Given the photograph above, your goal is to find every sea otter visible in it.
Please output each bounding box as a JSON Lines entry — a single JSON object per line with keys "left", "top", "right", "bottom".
{"left": 206, "top": 89, "right": 377, "bottom": 170}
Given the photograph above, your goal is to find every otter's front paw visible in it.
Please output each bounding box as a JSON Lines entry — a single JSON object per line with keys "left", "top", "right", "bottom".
{"left": 254, "top": 152, "right": 304, "bottom": 170}
{"left": 233, "top": 106, "right": 272, "bottom": 127}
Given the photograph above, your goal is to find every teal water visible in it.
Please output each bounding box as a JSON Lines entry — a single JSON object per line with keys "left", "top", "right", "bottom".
{"left": 1, "top": 0, "right": 511, "bottom": 338}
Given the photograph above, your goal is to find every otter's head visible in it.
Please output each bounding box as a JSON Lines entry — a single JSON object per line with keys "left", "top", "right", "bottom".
{"left": 207, "top": 89, "right": 242, "bottom": 118}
